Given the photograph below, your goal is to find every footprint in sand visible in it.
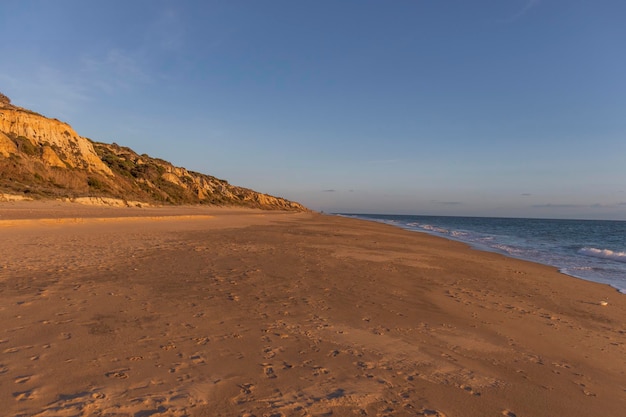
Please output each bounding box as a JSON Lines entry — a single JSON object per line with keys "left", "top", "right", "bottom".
{"left": 193, "top": 336, "right": 210, "bottom": 345}
{"left": 460, "top": 384, "right": 481, "bottom": 396}
{"left": 420, "top": 409, "right": 447, "bottom": 417}
{"left": 355, "top": 361, "right": 376, "bottom": 370}
{"left": 13, "top": 389, "right": 36, "bottom": 401}
{"left": 232, "top": 382, "right": 256, "bottom": 404}
{"left": 239, "top": 382, "right": 255, "bottom": 394}
{"left": 262, "top": 363, "right": 277, "bottom": 379}
{"left": 161, "top": 342, "right": 177, "bottom": 351}
{"left": 105, "top": 369, "right": 130, "bottom": 379}
{"left": 263, "top": 346, "right": 284, "bottom": 359}
{"left": 14, "top": 375, "right": 32, "bottom": 384}
{"left": 312, "top": 366, "right": 329, "bottom": 376}
{"left": 582, "top": 389, "right": 596, "bottom": 397}
{"left": 190, "top": 353, "right": 206, "bottom": 365}
{"left": 552, "top": 362, "right": 571, "bottom": 369}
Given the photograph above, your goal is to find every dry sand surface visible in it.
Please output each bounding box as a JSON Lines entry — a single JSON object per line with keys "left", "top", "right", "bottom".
{"left": 1, "top": 201, "right": 625, "bottom": 417}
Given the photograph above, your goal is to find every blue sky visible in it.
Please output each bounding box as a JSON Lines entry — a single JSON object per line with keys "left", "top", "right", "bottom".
{"left": 1, "top": 0, "right": 625, "bottom": 219}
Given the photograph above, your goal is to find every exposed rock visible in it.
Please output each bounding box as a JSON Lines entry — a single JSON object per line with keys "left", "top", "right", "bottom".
{"left": 0, "top": 108, "right": 112, "bottom": 174}
{"left": 161, "top": 172, "right": 186, "bottom": 187}
{"left": 0, "top": 192, "right": 33, "bottom": 202}
{"left": 66, "top": 196, "right": 149, "bottom": 208}
{"left": 0, "top": 131, "right": 17, "bottom": 157}
{"left": 0, "top": 92, "right": 306, "bottom": 211}
{"left": 41, "top": 145, "right": 67, "bottom": 168}
{"left": 90, "top": 142, "right": 305, "bottom": 210}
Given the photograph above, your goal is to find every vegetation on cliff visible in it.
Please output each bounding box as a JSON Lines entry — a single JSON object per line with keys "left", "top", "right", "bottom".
{"left": 0, "top": 93, "right": 305, "bottom": 210}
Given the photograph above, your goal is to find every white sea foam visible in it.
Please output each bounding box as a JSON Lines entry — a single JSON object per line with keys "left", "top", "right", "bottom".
{"left": 493, "top": 244, "right": 525, "bottom": 255}
{"left": 578, "top": 247, "right": 626, "bottom": 263}
{"left": 420, "top": 224, "right": 449, "bottom": 234}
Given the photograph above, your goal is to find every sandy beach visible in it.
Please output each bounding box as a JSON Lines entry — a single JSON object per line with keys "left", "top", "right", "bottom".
{"left": 1, "top": 202, "right": 624, "bottom": 417}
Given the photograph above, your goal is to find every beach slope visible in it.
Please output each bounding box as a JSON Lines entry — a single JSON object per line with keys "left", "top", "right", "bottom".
{"left": 1, "top": 203, "right": 624, "bottom": 416}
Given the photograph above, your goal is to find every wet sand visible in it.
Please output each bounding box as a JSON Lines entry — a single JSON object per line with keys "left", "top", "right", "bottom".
{"left": 1, "top": 201, "right": 624, "bottom": 416}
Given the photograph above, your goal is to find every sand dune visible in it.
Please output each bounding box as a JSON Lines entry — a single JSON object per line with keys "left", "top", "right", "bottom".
{"left": 1, "top": 202, "right": 624, "bottom": 416}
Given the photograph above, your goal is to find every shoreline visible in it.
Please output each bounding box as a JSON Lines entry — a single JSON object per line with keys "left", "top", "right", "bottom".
{"left": 338, "top": 213, "right": 626, "bottom": 295}
{"left": 1, "top": 203, "right": 624, "bottom": 416}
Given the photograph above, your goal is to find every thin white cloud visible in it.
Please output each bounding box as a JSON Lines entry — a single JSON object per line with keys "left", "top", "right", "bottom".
{"left": 431, "top": 200, "right": 463, "bottom": 206}
{"left": 0, "top": 5, "right": 186, "bottom": 122}
{"left": 1, "top": 45, "right": 155, "bottom": 120}
{"left": 500, "top": 0, "right": 541, "bottom": 22}
{"left": 79, "top": 48, "right": 153, "bottom": 94}
{"left": 532, "top": 202, "right": 626, "bottom": 209}
{"left": 107, "top": 49, "right": 151, "bottom": 81}
{"left": 532, "top": 204, "right": 585, "bottom": 208}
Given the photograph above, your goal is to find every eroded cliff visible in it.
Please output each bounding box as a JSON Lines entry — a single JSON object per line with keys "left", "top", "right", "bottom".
{"left": 0, "top": 93, "right": 305, "bottom": 210}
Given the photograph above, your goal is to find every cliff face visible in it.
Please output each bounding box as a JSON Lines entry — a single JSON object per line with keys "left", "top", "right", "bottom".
{"left": 0, "top": 93, "right": 305, "bottom": 210}
{"left": 0, "top": 112, "right": 111, "bottom": 173}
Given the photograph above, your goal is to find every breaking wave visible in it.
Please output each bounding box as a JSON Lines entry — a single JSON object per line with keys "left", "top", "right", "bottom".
{"left": 578, "top": 247, "right": 626, "bottom": 263}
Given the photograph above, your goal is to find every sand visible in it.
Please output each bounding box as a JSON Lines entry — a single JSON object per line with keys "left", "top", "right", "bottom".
{"left": 1, "top": 201, "right": 624, "bottom": 417}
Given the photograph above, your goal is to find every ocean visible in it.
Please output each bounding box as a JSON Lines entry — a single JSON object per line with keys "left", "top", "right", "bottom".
{"left": 339, "top": 214, "right": 626, "bottom": 294}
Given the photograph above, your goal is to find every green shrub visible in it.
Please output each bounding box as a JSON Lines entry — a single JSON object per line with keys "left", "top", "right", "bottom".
{"left": 13, "top": 136, "right": 38, "bottom": 156}
{"left": 87, "top": 177, "right": 105, "bottom": 190}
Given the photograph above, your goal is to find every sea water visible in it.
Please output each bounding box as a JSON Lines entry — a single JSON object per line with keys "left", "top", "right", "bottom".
{"left": 339, "top": 214, "right": 626, "bottom": 294}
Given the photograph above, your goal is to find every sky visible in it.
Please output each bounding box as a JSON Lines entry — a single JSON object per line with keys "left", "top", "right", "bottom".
{"left": 1, "top": 0, "right": 625, "bottom": 219}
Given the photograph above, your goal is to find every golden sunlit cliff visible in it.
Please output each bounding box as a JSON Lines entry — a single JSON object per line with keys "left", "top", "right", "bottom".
{"left": 0, "top": 92, "right": 305, "bottom": 210}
